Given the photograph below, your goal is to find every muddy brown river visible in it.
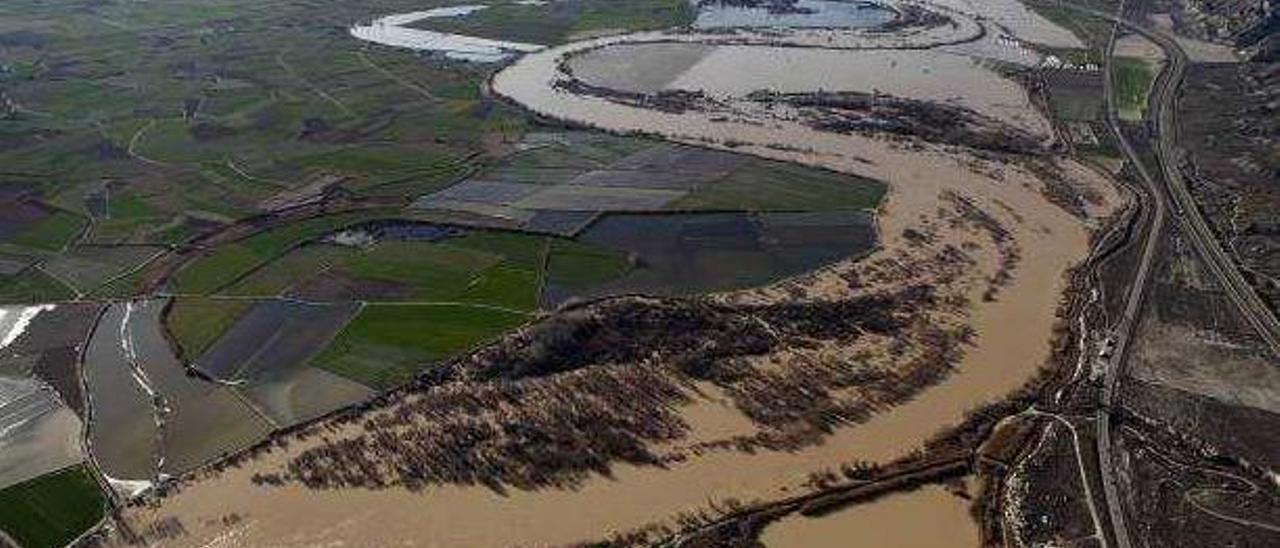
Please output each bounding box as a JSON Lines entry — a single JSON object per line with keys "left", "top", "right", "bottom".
{"left": 107, "top": 3, "right": 1119, "bottom": 545}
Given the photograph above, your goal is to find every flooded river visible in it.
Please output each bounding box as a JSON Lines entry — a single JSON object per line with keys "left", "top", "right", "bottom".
{"left": 761, "top": 484, "right": 980, "bottom": 547}
{"left": 109, "top": 2, "right": 1118, "bottom": 545}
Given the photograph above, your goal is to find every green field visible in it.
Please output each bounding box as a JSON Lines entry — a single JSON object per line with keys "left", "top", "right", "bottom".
{"left": 1113, "top": 57, "right": 1157, "bottom": 121}
{"left": 415, "top": 0, "right": 694, "bottom": 44}
{"left": 545, "top": 238, "right": 632, "bottom": 289}
{"left": 0, "top": 465, "right": 106, "bottom": 548}
{"left": 7, "top": 210, "right": 86, "bottom": 252}
{"left": 313, "top": 304, "right": 530, "bottom": 389}
{"left": 672, "top": 160, "right": 886, "bottom": 212}
{"left": 166, "top": 298, "right": 254, "bottom": 362}
{"left": 173, "top": 211, "right": 392, "bottom": 294}
{"left": 1025, "top": 1, "right": 1113, "bottom": 49}
{"left": 0, "top": 268, "right": 75, "bottom": 303}
{"left": 221, "top": 243, "right": 357, "bottom": 297}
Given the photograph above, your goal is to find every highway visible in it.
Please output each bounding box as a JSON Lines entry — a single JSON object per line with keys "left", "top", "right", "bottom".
{"left": 1061, "top": 2, "right": 1280, "bottom": 548}
{"left": 1092, "top": 3, "right": 1159, "bottom": 546}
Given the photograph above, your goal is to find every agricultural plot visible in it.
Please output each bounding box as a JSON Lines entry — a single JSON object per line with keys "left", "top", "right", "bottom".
{"left": 4, "top": 207, "right": 85, "bottom": 252}
{"left": 0, "top": 268, "right": 74, "bottom": 304}
{"left": 543, "top": 210, "right": 876, "bottom": 306}
{"left": 193, "top": 300, "right": 366, "bottom": 426}
{"left": 405, "top": 0, "right": 694, "bottom": 45}
{"left": 417, "top": 133, "right": 882, "bottom": 237}
{"left": 0, "top": 199, "right": 55, "bottom": 244}
{"left": 0, "top": 465, "right": 105, "bottom": 548}
{"left": 172, "top": 210, "right": 393, "bottom": 294}
{"left": 0, "top": 304, "right": 98, "bottom": 490}
{"left": 39, "top": 245, "right": 161, "bottom": 296}
{"left": 313, "top": 303, "right": 530, "bottom": 390}
{"left": 6, "top": 303, "right": 102, "bottom": 416}
{"left": 164, "top": 299, "right": 253, "bottom": 363}
{"left": 0, "top": 373, "right": 83, "bottom": 491}
{"left": 221, "top": 243, "right": 358, "bottom": 298}
{"left": 670, "top": 160, "right": 886, "bottom": 212}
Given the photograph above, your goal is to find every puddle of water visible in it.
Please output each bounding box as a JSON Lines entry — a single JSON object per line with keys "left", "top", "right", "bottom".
{"left": 349, "top": 5, "right": 543, "bottom": 62}
{"left": 86, "top": 301, "right": 272, "bottom": 484}
{"left": 694, "top": 0, "right": 897, "bottom": 30}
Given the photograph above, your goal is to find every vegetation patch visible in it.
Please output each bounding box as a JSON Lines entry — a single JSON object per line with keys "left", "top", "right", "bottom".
{"left": 0, "top": 268, "right": 75, "bottom": 303}
{"left": 411, "top": 0, "right": 695, "bottom": 44}
{"left": 166, "top": 298, "right": 254, "bottom": 363}
{"left": 313, "top": 304, "right": 530, "bottom": 390}
{"left": 0, "top": 465, "right": 105, "bottom": 548}
{"left": 1113, "top": 57, "right": 1156, "bottom": 121}
{"left": 673, "top": 159, "right": 885, "bottom": 212}
{"left": 7, "top": 209, "right": 85, "bottom": 252}
{"left": 174, "top": 211, "right": 390, "bottom": 294}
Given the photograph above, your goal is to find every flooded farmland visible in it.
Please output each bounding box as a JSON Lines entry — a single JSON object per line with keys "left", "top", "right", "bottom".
{"left": 103, "top": 0, "right": 1122, "bottom": 545}
{"left": 544, "top": 210, "right": 876, "bottom": 306}
{"left": 0, "top": 304, "right": 100, "bottom": 489}
{"left": 85, "top": 301, "right": 271, "bottom": 486}
{"left": 0, "top": 374, "right": 82, "bottom": 489}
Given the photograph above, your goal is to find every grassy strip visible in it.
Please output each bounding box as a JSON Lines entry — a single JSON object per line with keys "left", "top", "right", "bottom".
{"left": 313, "top": 304, "right": 529, "bottom": 390}
{"left": 0, "top": 465, "right": 105, "bottom": 548}
{"left": 545, "top": 238, "right": 632, "bottom": 289}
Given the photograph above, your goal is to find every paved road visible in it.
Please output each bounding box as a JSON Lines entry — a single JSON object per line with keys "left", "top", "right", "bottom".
{"left": 1091, "top": 4, "right": 1160, "bottom": 546}
{"left": 1129, "top": 25, "right": 1280, "bottom": 355}
{"left": 1063, "top": 3, "right": 1280, "bottom": 548}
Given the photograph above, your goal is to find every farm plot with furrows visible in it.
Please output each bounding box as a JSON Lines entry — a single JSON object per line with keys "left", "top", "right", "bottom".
{"left": 543, "top": 211, "right": 877, "bottom": 307}
{"left": 0, "top": 465, "right": 105, "bottom": 548}
{"left": 192, "top": 299, "right": 368, "bottom": 425}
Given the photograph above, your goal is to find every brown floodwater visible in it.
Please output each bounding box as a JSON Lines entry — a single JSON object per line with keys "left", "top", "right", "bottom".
{"left": 760, "top": 484, "right": 980, "bottom": 547}
{"left": 111, "top": 11, "right": 1121, "bottom": 546}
